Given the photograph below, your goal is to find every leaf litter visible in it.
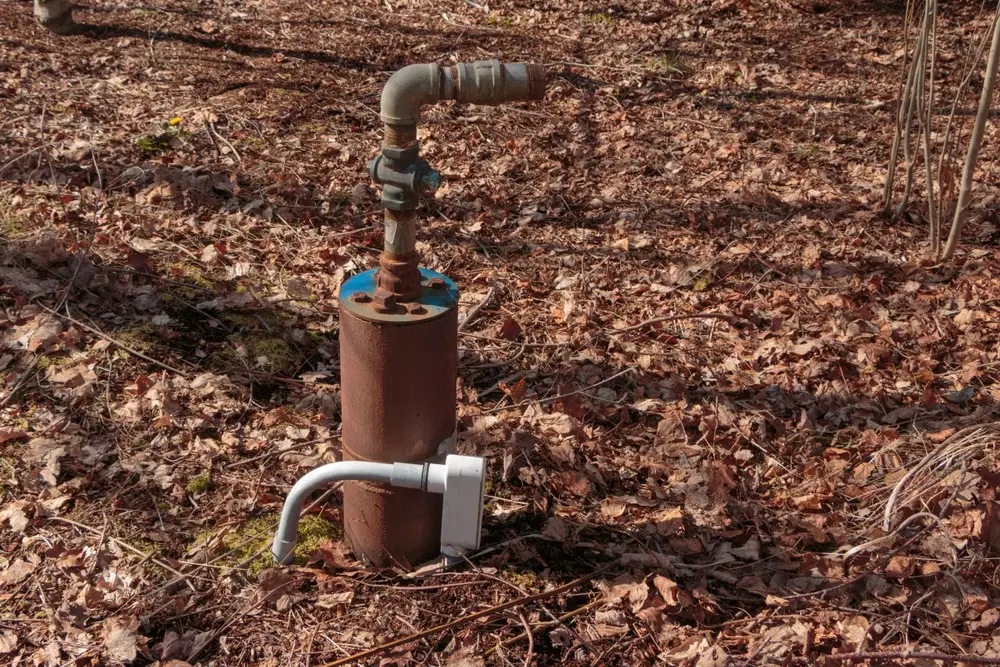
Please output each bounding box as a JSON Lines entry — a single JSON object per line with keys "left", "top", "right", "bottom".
{"left": 1, "top": 0, "right": 1000, "bottom": 665}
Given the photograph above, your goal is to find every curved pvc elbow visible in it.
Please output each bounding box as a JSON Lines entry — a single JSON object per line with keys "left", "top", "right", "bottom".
{"left": 271, "top": 461, "right": 396, "bottom": 564}
{"left": 380, "top": 63, "right": 445, "bottom": 125}
{"left": 271, "top": 455, "right": 486, "bottom": 566}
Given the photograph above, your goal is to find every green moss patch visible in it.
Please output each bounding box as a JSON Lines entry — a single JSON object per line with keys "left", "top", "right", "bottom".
{"left": 249, "top": 338, "right": 297, "bottom": 374}
{"left": 504, "top": 569, "right": 541, "bottom": 590}
{"left": 184, "top": 472, "right": 211, "bottom": 495}
{"left": 647, "top": 54, "right": 692, "bottom": 76}
{"left": 211, "top": 513, "right": 341, "bottom": 577}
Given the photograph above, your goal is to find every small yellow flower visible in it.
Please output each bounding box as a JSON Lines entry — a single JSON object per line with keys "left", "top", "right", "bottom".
{"left": 169, "top": 116, "right": 183, "bottom": 126}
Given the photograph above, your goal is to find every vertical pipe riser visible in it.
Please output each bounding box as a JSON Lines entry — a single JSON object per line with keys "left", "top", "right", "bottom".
{"left": 339, "top": 270, "right": 458, "bottom": 567}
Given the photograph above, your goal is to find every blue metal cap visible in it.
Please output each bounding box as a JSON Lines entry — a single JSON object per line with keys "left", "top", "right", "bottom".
{"left": 340, "top": 268, "right": 459, "bottom": 323}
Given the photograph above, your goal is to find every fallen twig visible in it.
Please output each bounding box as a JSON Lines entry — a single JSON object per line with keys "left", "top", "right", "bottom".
{"left": 477, "top": 370, "right": 531, "bottom": 400}
{"left": 882, "top": 423, "right": 1000, "bottom": 530}
{"left": 611, "top": 312, "right": 747, "bottom": 335}
{"left": 479, "top": 366, "right": 635, "bottom": 415}
{"left": 516, "top": 611, "right": 534, "bottom": 667}
{"left": 54, "top": 141, "right": 103, "bottom": 311}
{"left": 208, "top": 121, "right": 242, "bottom": 165}
{"left": 48, "top": 517, "right": 204, "bottom": 590}
{"left": 794, "top": 652, "right": 1000, "bottom": 664}
{"left": 485, "top": 599, "right": 601, "bottom": 657}
{"left": 188, "top": 577, "right": 300, "bottom": 662}
{"left": 316, "top": 560, "right": 618, "bottom": 667}
{"left": 0, "top": 355, "right": 40, "bottom": 409}
{"left": 458, "top": 285, "right": 497, "bottom": 332}
{"left": 35, "top": 302, "right": 189, "bottom": 376}
{"left": 0, "top": 146, "right": 44, "bottom": 175}
{"left": 224, "top": 436, "right": 335, "bottom": 469}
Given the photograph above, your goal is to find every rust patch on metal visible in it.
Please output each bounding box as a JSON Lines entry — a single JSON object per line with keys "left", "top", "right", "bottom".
{"left": 339, "top": 302, "right": 458, "bottom": 568}
{"left": 376, "top": 247, "right": 422, "bottom": 302}
{"left": 525, "top": 63, "right": 547, "bottom": 100}
{"left": 383, "top": 123, "right": 417, "bottom": 149}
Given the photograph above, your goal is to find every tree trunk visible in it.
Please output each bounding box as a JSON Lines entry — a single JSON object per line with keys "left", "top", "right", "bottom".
{"left": 883, "top": 0, "right": 918, "bottom": 212}
{"left": 34, "top": 0, "right": 76, "bottom": 35}
{"left": 895, "top": 9, "right": 929, "bottom": 216}
{"left": 921, "top": 0, "right": 939, "bottom": 258}
{"left": 941, "top": 6, "right": 1000, "bottom": 261}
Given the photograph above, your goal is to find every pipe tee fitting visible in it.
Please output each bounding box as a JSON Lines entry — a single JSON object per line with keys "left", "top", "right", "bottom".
{"left": 368, "top": 154, "right": 441, "bottom": 211}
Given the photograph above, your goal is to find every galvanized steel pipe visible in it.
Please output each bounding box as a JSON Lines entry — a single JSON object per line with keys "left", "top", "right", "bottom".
{"left": 379, "top": 61, "right": 547, "bottom": 126}
{"left": 370, "top": 60, "right": 547, "bottom": 301}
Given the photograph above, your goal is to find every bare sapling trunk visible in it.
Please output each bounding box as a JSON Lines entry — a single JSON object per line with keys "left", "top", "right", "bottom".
{"left": 920, "top": 0, "right": 939, "bottom": 258}
{"left": 34, "top": 0, "right": 76, "bottom": 35}
{"left": 896, "top": 8, "right": 930, "bottom": 216}
{"left": 941, "top": 5, "right": 1000, "bottom": 261}
{"left": 884, "top": 0, "right": 919, "bottom": 212}
{"left": 935, "top": 14, "right": 993, "bottom": 237}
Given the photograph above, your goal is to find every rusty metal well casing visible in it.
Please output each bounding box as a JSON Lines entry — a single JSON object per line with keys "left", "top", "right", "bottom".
{"left": 339, "top": 268, "right": 458, "bottom": 568}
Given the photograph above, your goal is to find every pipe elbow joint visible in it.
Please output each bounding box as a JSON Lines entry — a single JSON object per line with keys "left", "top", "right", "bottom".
{"left": 380, "top": 63, "right": 444, "bottom": 125}
{"left": 379, "top": 61, "right": 547, "bottom": 125}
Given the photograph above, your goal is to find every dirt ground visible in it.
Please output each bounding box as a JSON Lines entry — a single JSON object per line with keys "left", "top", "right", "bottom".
{"left": 2, "top": 0, "right": 1000, "bottom": 664}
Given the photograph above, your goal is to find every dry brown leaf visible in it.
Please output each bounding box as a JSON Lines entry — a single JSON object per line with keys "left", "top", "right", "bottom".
{"left": 316, "top": 590, "right": 354, "bottom": 610}
{"left": 0, "top": 430, "right": 28, "bottom": 444}
{"left": 551, "top": 470, "right": 592, "bottom": 497}
{"left": 0, "top": 630, "right": 18, "bottom": 654}
{"left": 650, "top": 506, "right": 685, "bottom": 536}
{"left": 652, "top": 574, "right": 681, "bottom": 607}
{"left": 0, "top": 559, "right": 37, "bottom": 587}
{"left": 600, "top": 497, "right": 628, "bottom": 519}
{"left": 885, "top": 555, "right": 914, "bottom": 579}
{"left": 541, "top": 516, "right": 568, "bottom": 542}
{"left": 838, "top": 615, "right": 870, "bottom": 649}
{"left": 102, "top": 615, "right": 142, "bottom": 663}
{"left": 443, "top": 646, "right": 484, "bottom": 667}
{"left": 498, "top": 317, "right": 522, "bottom": 341}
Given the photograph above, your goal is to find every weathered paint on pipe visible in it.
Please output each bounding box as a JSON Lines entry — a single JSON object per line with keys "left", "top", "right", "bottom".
{"left": 339, "top": 269, "right": 459, "bottom": 568}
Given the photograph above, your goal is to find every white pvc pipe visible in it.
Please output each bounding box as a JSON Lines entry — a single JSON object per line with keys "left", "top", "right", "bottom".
{"left": 272, "top": 461, "right": 392, "bottom": 564}
{"left": 271, "top": 460, "right": 445, "bottom": 564}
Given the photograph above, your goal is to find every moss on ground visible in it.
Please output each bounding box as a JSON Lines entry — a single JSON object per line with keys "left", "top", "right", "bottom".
{"left": 647, "top": 54, "right": 693, "bottom": 76}
{"left": 249, "top": 337, "right": 297, "bottom": 374}
{"left": 128, "top": 537, "right": 160, "bottom": 557}
{"left": 0, "top": 216, "right": 28, "bottom": 238}
{"left": 211, "top": 513, "right": 341, "bottom": 577}
{"left": 114, "top": 323, "right": 156, "bottom": 353}
{"left": 184, "top": 472, "right": 211, "bottom": 495}
{"left": 504, "top": 569, "right": 540, "bottom": 590}
{"left": 168, "top": 263, "right": 214, "bottom": 287}
{"left": 0, "top": 456, "right": 16, "bottom": 490}
{"left": 37, "top": 354, "right": 73, "bottom": 371}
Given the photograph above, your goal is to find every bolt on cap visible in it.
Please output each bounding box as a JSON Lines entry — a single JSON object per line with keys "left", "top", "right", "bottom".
{"left": 372, "top": 292, "right": 397, "bottom": 313}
